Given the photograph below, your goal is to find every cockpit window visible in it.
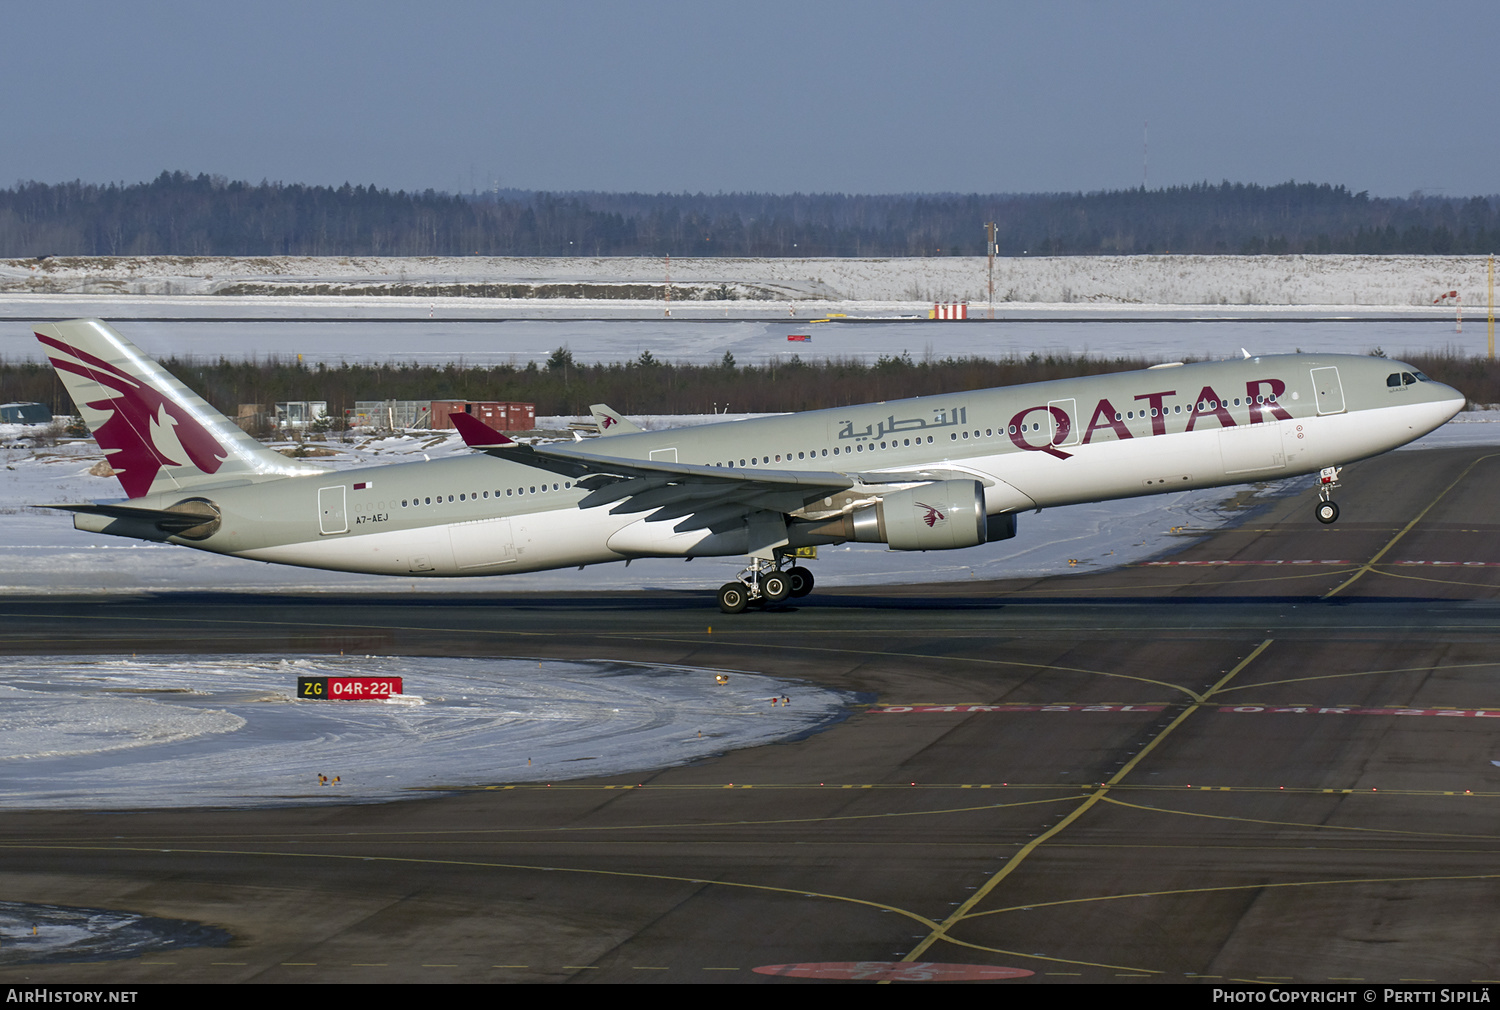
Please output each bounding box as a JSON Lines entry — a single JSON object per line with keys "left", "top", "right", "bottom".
{"left": 1413, "top": 371, "right": 1430, "bottom": 381}
{"left": 1388, "top": 372, "right": 1420, "bottom": 387}
{"left": 1387, "top": 373, "right": 1401, "bottom": 387}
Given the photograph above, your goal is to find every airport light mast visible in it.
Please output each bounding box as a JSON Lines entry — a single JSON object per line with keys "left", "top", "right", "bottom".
{"left": 985, "top": 221, "right": 997, "bottom": 320}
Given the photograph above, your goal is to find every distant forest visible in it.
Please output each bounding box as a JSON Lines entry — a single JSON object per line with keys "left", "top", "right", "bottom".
{"left": 1, "top": 172, "right": 1497, "bottom": 259}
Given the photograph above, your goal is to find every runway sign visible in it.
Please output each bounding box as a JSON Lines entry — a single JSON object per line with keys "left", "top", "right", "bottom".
{"left": 297, "top": 676, "right": 404, "bottom": 700}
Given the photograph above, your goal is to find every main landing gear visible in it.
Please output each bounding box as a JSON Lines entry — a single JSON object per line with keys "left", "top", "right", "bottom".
{"left": 1314, "top": 466, "right": 1342, "bottom": 525}
{"left": 717, "top": 557, "right": 815, "bottom": 613}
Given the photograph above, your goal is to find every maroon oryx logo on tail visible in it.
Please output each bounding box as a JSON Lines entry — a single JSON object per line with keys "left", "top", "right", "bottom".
{"left": 38, "top": 332, "right": 228, "bottom": 498}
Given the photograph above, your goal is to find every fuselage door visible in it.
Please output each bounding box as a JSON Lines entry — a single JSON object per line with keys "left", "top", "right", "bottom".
{"left": 1046, "top": 399, "right": 1079, "bottom": 446}
{"left": 1310, "top": 367, "right": 1345, "bottom": 415}
{"left": 318, "top": 485, "right": 348, "bottom": 535}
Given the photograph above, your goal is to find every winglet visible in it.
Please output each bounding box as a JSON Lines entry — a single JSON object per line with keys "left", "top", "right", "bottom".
{"left": 450, "top": 411, "right": 516, "bottom": 447}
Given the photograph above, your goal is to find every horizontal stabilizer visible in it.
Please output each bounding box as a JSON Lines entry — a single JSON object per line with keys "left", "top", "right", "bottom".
{"left": 42, "top": 500, "right": 221, "bottom": 539}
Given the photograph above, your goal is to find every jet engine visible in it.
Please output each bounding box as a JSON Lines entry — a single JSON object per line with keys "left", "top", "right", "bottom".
{"left": 799, "top": 479, "right": 1014, "bottom": 551}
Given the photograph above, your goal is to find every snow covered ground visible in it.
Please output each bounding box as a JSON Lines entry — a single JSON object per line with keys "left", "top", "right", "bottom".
{"left": 1, "top": 255, "right": 1489, "bottom": 366}
{"left": 1, "top": 253, "right": 1493, "bottom": 306}
{"left": 0, "top": 900, "right": 228, "bottom": 965}
{"left": 0, "top": 655, "right": 852, "bottom": 811}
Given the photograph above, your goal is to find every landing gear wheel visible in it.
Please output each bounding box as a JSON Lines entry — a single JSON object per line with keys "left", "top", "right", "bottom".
{"left": 785, "top": 566, "right": 815, "bottom": 598}
{"left": 1316, "top": 500, "right": 1340, "bottom": 525}
{"left": 761, "top": 573, "right": 791, "bottom": 603}
{"left": 717, "top": 582, "right": 749, "bottom": 614}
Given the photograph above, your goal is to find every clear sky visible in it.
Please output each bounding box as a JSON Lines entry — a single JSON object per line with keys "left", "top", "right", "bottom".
{"left": 3, "top": 1, "right": 1495, "bottom": 198}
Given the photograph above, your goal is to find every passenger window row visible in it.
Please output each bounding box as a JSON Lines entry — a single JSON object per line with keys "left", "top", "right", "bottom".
{"left": 710, "top": 436, "right": 946, "bottom": 467}
{"left": 397, "top": 481, "right": 573, "bottom": 508}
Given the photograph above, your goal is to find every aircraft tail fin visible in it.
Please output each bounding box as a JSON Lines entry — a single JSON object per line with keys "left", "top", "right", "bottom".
{"left": 590, "top": 403, "right": 644, "bottom": 436}
{"left": 36, "top": 319, "right": 327, "bottom": 499}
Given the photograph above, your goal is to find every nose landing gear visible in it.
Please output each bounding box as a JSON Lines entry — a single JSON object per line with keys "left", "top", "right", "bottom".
{"left": 1315, "top": 466, "right": 1342, "bottom": 525}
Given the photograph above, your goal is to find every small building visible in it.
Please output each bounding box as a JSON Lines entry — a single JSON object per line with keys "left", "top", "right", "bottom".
{"left": 234, "top": 404, "right": 267, "bottom": 433}
{"left": 347, "top": 399, "right": 537, "bottom": 433}
{"left": 429, "top": 400, "right": 535, "bottom": 432}
{"left": 351, "top": 400, "right": 434, "bottom": 430}
{"left": 0, "top": 402, "right": 52, "bottom": 425}
{"left": 274, "top": 401, "right": 328, "bottom": 431}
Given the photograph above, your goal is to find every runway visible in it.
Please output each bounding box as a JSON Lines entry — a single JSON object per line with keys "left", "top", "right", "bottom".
{"left": 0, "top": 301, "right": 1475, "bottom": 369}
{"left": 1, "top": 445, "right": 1498, "bottom": 983}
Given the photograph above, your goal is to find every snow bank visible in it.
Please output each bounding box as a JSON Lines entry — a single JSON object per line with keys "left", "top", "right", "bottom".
{"left": 2, "top": 254, "right": 1494, "bottom": 306}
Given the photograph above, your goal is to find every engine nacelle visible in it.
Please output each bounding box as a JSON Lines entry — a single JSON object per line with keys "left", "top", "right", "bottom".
{"left": 853, "top": 479, "right": 988, "bottom": 551}
{"left": 791, "top": 480, "right": 1019, "bottom": 551}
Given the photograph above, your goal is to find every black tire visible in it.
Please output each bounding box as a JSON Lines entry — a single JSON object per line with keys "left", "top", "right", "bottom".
{"left": 717, "top": 582, "right": 749, "bottom": 613}
{"left": 786, "top": 566, "right": 815, "bottom": 598}
{"left": 762, "top": 573, "right": 791, "bottom": 603}
{"left": 1316, "top": 500, "right": 1339, "bottom": 525}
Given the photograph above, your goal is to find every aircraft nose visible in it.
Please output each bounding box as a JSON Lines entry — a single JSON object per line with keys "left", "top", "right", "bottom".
{"left": 1434, "top": 381, "right": 1467, "bottom": 416}
{"left": 1424, "top": 381, "right": 1468, "bottom": 429}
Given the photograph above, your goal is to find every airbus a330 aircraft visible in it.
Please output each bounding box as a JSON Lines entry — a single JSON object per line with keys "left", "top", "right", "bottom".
{"left": 36, "top": 319, "right": 1464, "bottom": 612}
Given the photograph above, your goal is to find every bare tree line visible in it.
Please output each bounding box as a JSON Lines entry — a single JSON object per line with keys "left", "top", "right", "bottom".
{"left": 1, "top": 173, "right": 1496, "bottom": 258}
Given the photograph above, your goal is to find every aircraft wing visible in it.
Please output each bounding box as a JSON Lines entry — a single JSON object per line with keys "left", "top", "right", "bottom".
{"left": 449, "top": 412, "right": 964, "bottom": 532}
